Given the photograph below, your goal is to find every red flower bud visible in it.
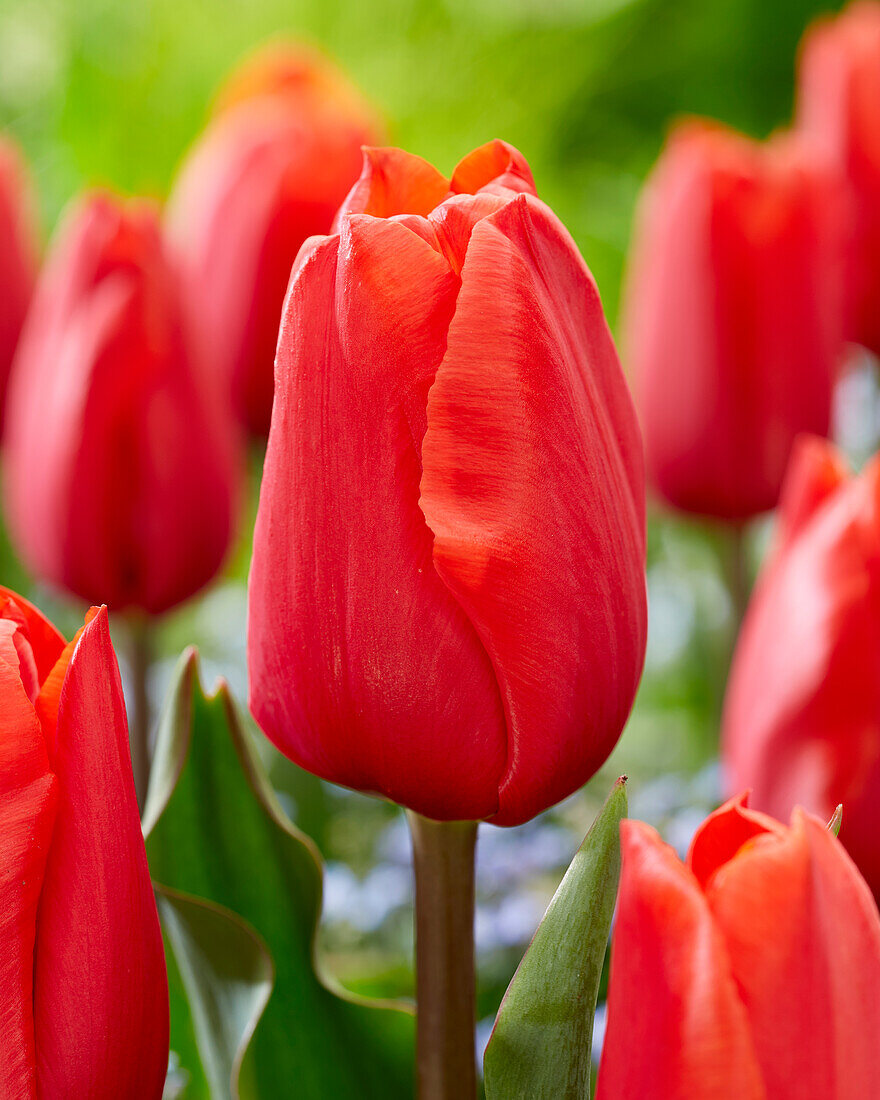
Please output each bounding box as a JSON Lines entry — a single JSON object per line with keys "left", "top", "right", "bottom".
{"left": 248, "top": 142, "right": 646, "bottom": 825}
{"left": 0, "top": 135, "right": 37, "bottom": 432}
{"left": 3, "top": 193, "right": 240, "bottom": 615}
{"left": 625, "top": 120, "right": 845, "bottom": 520}
{"left": 722, "top": 435, "right": 880, "bottom": 895}
{"left": 597, "top": 795, "right": 880, "bottom": 1099}
{"left": 0, "top": 588, "right": 168, "bottom": 1096}
{"left": 797, "top": 1, "right": 880, "bottom": 355}
{"left": 167, "top": 43, "right": 382, "bottom": 437}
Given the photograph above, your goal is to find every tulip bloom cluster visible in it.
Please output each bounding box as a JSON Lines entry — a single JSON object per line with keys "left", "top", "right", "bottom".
{"left": 598, "top": 795, "right": 880, "bottom": 1098}
{"left": 723, "top": 436, "right": 880, "bottom": 895}
{"left": 168, "top": 44, "right": 381, "bottom": 436}
{"left": 3, "top": 193, "right": 239, "bottom": 615}
{"left": 0, "top": 589, "right": 167, "bottom": 1096}
{"left": 248, "top": 141, "right": 647, "bottom": 826}
{"left": 626, "top": 120, "right": 844, "bottom": 520}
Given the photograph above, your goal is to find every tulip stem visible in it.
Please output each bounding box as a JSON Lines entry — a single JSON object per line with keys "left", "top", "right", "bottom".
{"left": 127, "top": 618, "right": 153, "bottom": 814}
{"left": 407, "top": 812, "right": 478, "bottom": 1100}
{"left": 725, "top": 523, "right": 750, "bottom": 638}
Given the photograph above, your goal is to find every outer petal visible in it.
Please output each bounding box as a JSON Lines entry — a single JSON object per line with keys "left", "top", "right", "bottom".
{"left": 33, "top": 608, "right": 168, "bottom": 1098}
{"left": 721, "top": 460, "right": 880, "bottom": 892}
{"left": 772, "top": 434, "right": 850, "bottom": 561}
{"left": 706, "top": 809, "right": 880, "bottom": 1097}
{"left": 420, "top": 193, "right": 646, "bottom": 826}
{"left": 248, "top": 217, "right": 508, "bottom": 820}
{"left": 334, "top": 147, "right": 450, "bottom": 224}
{"left": 596, "top": 821, "right": 765, "bottom": 1100}
{"left": 0, "top": 655, "right": 56, "bottom": 1100}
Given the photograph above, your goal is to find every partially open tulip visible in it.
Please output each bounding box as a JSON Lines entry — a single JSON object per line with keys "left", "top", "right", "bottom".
{"left": 626, "top": 119, "right": 845, "bottom": 520}
{"left": 248, "top": 141, "right": 647, "bottom": 826}
{"left": 3, "top": 192, "right": 239, "bottom": 615}
{"left": 722, "top": 435, "right": 880, "bottom": 895}
{"left": 798, "top": 1, "right": 880, "bottom": 355}
{"left": 0, "top": 136, "right": 37, "bottom": 430}
{"left": 167, "top": 43, "right": 382, "bottom": 437}
{"left": 597, "top": 795, "right": 880, "bottom": 1099}
{"left": 0, "top": 587, "right": 168, "bottom": 1096}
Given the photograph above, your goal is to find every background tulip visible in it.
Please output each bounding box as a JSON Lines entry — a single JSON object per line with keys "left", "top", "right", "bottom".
{"left": 0, "top": 135, "right": 37, "bottom": 433}
{"left": 248, "top": 140, "right": 646, "bottom": 827}
{"left": 3, "top": 191, "right": 240, "bottom": 616}
{"left": 797, "top": 1, "right": 880, "bottom": 356}
{"left": 597, "top": 795, "right": 880, "bottom": 1099}
{"left": 626, "top": 119, "right": 845, "bottom": 520}
{"left": 167, "top": 43, "right": 382, "bottom": 437}
{"left": 0, "top": 587, "right": 168, "bottom": 1097}
{"left": 722, "top": 435, "right": 880, "bottom": 895}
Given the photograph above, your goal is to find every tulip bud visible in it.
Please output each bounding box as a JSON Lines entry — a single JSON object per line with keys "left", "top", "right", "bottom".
{"left": 722, "top": 435, "right": 880, "bottom": 896}
{"left": 167, "top": 43, "right": 382, "bottom": 437}
{"left": 3, "top": 193, "right": 240, "bottom": 615}
{"left": 248, "top": 141, "right": 647, "bottom": 826}
{"left": 597, "top": 795, "right": 880, "bottom": 1099}
{"left": 797, "top": 1, "right": 880, "bottom": 355}
{"left": 625, "top": 119, "right": 846, "bottom": 520}
{"left": 0, "top": 587, "right": 168, "bottom": 1095}
{"left": 0, "top": 135, "right": 37, "bottom": 431}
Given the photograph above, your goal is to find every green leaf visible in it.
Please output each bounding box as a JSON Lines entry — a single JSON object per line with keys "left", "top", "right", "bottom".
{"left": 145, "top": 650, "right": 414, "bottom": 1100}
{"left": 483, "top": 777, "right": 627, "bottom": 1100}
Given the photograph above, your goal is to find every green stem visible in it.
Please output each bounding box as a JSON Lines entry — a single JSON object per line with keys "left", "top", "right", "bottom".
{"left": 407, "top": 812, "right": 478, "bottom": 1100}
{"left": 127, "top": 617, "right": 153, "bottom": 813}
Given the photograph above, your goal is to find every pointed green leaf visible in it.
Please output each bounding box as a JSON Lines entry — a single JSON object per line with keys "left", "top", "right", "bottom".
{"left": 156, "top": 887, "right": 273, "bottom": 1100}
{"left": 483, "top": 778, "right": 627, "bottom": 1100}
{"left": 145, "top": 650, "right": 414, "bottom": 1099}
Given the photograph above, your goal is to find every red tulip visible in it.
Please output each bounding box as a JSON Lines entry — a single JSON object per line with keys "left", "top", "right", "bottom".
{"left": 0, "top": 587, "right": 168, "bottom": 1096}
{"left": 167, "top": 43, "right": 382, "bottom": 437}
{"left": 797, "top": 1, "right": 880, "bottom": 355}
{"left": 248, "top": 141, "right": 646, "bottom": 826}
{"left": 0, "top": 135, "right": 37, "bottom": 431}
{"left": 722, "top": 435, "right": 880, "bottom": 895}
{"left": 625, "top": 119, "right": 845, "bottom": 520}
{"left": 597, "top": 795, "right": 880, "bottom": 1099}
{"left": 3, "top": 193, "right": 240, "bottom": 615}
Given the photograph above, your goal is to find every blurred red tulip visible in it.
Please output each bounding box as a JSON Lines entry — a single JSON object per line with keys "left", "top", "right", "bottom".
{"left": 625, "top": 119, "right": 845, "bottom": 520}
{"left": 798, "top": 1, "right": 880, "bottom": 355}
{"left": 248, "top": 141, "right": 646, "bottom": 826}
{"left": 722, "top": 435, "right": 880, "bottom": 895}
{"left": 0, "top": 588, "right": 168, "bottom": 1097}
{"left": 0, "top": 136, "right": 37, "bottom": 432}
{"left": 3, "top": 193, "right": 239, "bottom": 615}
{"left": 167, "top": 43, "right": 382, "bottom": 437}
{"left": 597, "top": 795, "right": 880, "bottom": 1099}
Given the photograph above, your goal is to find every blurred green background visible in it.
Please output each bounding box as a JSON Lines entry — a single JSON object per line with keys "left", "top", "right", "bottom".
{"left": 0, "top": 0, "right": 851, "bottom": 1090}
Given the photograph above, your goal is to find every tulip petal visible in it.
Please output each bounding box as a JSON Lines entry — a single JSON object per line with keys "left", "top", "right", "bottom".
{"left": 596, "top": 821, "right": 765, "bottom": 1100}
{"left": 706, "top": 809, "right": 880, "bottom": 1097}
{"left": 772, "top": 435, "right": 850, "bottom": 560}
{"left": 420, "top": 193, "right": 646, "bottom": 825}
{"left": 33, "top": 608, "right": 168, "bottom": 1098}
{"left": 0, "top": 587, "right": 65, "bottom": 684}
{"left": 0, "top": 658, "right": 56, "bottom": 1100}
{"left": 450, "top": 139, "right": 537, "bottom": 196}
{"left": 335, "top": 147, "right": 450, "bottom": 224}
{"left": 687, "top": 792, "right": 783, "bottom": 890}
{"left": 249, "top": 217, "right": 509, "bottom": 820}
